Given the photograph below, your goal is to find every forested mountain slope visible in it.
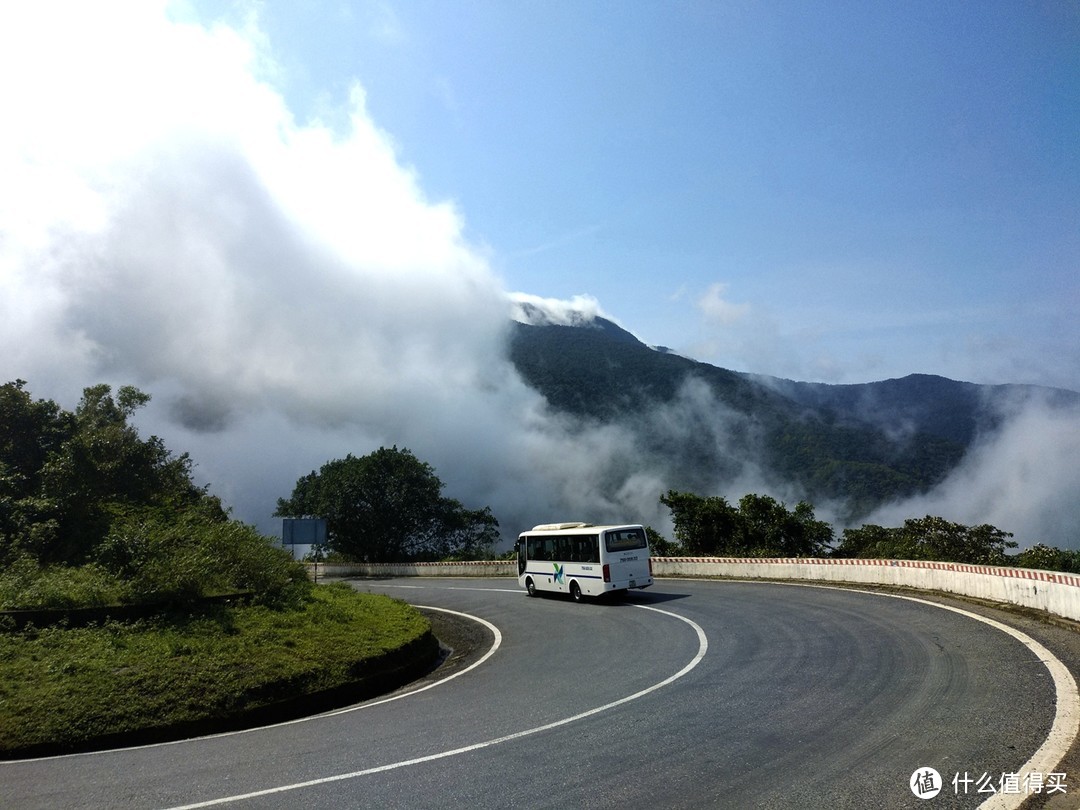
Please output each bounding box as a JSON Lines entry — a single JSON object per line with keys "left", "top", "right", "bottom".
{"left": 507, "top": 317, "right": 1079, "bottom": 521}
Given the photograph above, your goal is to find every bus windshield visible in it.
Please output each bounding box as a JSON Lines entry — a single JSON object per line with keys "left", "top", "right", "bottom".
{"left": 605, "top": 527, "right": 647, "bottom": 552}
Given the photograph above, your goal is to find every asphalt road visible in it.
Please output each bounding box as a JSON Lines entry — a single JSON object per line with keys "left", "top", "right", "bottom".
{"left": 0, "top": 578, "right": 1072, "bottom": 809}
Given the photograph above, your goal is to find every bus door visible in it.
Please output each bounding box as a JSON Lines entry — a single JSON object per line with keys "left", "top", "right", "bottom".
{"left": 516, "top": 540, "right": 526, "bottom": 576}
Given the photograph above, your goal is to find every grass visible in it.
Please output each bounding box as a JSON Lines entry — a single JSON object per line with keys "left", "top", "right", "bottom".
{"left": 0, "top": 583, "right": 435, "bottom": 757}
{"left": 0, "top": 559, "right": 130, "bottom": 610}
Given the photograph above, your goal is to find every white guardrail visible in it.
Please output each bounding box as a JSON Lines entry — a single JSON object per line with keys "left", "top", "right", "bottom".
{"left": 311, "top": 558, "right": 1080, "bottom": 623}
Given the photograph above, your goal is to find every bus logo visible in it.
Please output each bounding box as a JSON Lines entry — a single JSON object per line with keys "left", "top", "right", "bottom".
{"left": 553, "top": 563, "right": 564, "bottom": 584}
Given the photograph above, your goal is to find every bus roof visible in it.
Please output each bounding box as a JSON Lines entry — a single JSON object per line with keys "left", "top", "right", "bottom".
{"left": 524, "top": 523, "right": 643, "bottom": 533}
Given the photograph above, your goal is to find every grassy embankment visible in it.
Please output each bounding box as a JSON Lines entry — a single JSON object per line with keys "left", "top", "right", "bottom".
{"left": 0, "top": 582, "right": 436, "bottom": 758}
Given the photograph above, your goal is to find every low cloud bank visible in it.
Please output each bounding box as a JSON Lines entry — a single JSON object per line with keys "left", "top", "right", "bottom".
{"left": 862, "top": 394, "right": 1080, "bottom": 550}
{"left": 1, "top": 5, "right": 1075, "bottom": 551}
{"left": 0, "top": 5, "right": 689, "bottom": 542}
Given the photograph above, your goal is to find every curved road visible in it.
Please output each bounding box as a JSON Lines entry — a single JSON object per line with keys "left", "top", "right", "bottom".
{"left": 1, "top": 578, "right": 1074, "bottom": 809}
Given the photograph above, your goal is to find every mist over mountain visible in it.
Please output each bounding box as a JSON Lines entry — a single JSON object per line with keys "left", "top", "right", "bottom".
{"left": 3, "top": 5, "right": 1074, "bottom": 555}
{"left": 760, "top": 373, "right": 1080, "bottom": 448}
{"left": 508, "top": 305, "right": 1080, "bottom": 546}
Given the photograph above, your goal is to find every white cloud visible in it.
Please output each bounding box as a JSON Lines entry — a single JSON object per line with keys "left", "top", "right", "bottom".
{"left": 2, "top": 3, "right": 1075, "bottom": 552}
{"left": 862, "top": 395, "right": 1080, "bottom": 549}
{"left": 0, "top": 2, "right": 517, "bottom": 517}
{"left": 687, "top": 283, "right": 803, "bottom": 377}
{"left": 1, "top": 1, "right": 506, "bottom": 415}
{"left": 509, "top": 292, "right": 616, "bottom": 327}
{"left": 697, "top": 282, "right": 750, "bottom": 326}
{"left": 0, "top": 2, "right": 679, "bottom": 541}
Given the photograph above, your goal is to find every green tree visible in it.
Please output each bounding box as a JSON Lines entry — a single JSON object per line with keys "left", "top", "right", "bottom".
{"left": 892, "top": 516, "right": 1015, "bottom": 564}
{"left": 659, "top": 490, "right": 741, "bottom": 555}
{"left": 434, "top": 501, "right": 500, "bottom": 561}
{"left": 833, "top": 524, "right": 899, "bottom": 558}
{"left": 787, "top": 500, "right": 835, "bottom": 557}
{"left": 952, "top": 521, "right": 1017, "bottom": 565}
{"left": 1, "top": 380, "right": 216, "bottom": 564}
{"left": 275, "top": 446, "right": 499, "bottom": 562}
{"left": 644, "top": 525, "right": 679, "bottom": 556}
{"left": 0, "top": 379, "right": 300, "bottom": 609}
{"left": 95, "top": 510, "right": 309, "bottom": 607}
{"left": 734, "top": 494, "right": 831, "bottom": 557}
{"left": 32, "top": 384, "right": 222, "bottom": 563}
{"left": 661, "top": 490, "right": 833, "bottom": 557}
{"left": 1013, "top": 544, "right": 1080, "bottom": 574}
{"left": 834, "top": 516, "right": 1015, "bottom": 565}
{"left": 0, "top": 380, "right": 73, "bottom": 564}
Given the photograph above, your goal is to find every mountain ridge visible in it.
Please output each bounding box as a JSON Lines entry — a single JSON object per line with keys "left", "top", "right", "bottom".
{"left": 507, "top": 314, "right": 1079, "bottom": 522}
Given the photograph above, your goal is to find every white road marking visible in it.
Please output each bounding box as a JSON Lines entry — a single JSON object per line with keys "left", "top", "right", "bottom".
{"left": 5, "top": 605, "right": 502, "bottom": 763}
{"left": 744, "top": 581, "right": 1080, "bottom": 810}
{"left": 308, "top": 605, "right": 503, "bottom": 715}
{"left": 160, "top": 604, "right": 709, "bottom": 810}
{"left": 18, "top": 577, "right": 1070, "bottom": 809}
{"left": 878, "top": 593, "right": 1079, "bottom": 810}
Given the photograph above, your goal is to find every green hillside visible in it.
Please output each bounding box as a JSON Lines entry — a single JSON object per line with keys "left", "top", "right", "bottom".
{"left": 507, "top": 318, "right": 1053, "bottom": 521}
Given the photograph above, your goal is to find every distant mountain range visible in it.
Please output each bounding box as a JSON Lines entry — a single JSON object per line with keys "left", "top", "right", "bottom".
{"left": 507, "top": 311, "right": 1080, "bottom": 522}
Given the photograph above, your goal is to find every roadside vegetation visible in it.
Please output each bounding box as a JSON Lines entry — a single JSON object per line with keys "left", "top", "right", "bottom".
{"left": 657, "top": 490, "right": 1079, "bottom": 571}
{"left": 273, "top": 440, "right": 1075, "bottom": 572}
{"left": 2, "top": 376, "right": 1071, "bottom": 755}
{"left": 0, "top": 380, "right": 435, "bottom": 757}
{"left": 275, "top": 445, "right": 500, "bottom": 562}
{"left": 0, "top": 584, "right": 432, "bottom": 757}
{"left": 0, "top": 379, "right": 310, "bottom": 609}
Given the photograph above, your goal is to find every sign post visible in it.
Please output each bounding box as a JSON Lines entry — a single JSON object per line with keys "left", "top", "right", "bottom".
{"left": 281, "top": 518, "right": 328, "bottom": 581}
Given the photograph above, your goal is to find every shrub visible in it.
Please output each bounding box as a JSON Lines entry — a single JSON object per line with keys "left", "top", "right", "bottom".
{"left": 0, "top": 555, "right": 129, "bottom": 610}
{"left": 1012, "top": 544, "right": 1080, "bottom": 574}
{"left": 95, "top": 511, "right": 311, "bottom": 608}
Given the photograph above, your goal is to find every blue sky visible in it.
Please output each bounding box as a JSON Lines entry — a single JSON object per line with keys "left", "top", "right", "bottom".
{"left": 197, "top": 0, "right": 1079, "bottom": 389}
{"left": 1, "top": 2, "right": 1078, "bottom": 544}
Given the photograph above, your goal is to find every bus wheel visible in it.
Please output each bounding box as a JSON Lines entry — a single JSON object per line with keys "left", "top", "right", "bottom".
{"left": 525, "top": 577, "right": 537, "bottom": 597}
{"left": 570, "top": 582, "right": 584, "bottom": 603}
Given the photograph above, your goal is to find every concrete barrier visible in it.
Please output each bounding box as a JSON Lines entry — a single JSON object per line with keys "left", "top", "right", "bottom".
{"left": 654, "top": 557, "right": 1080, "bottom": 623}
{"left": 312, "top": 560, "right": 516, "bottom": 579}
{"left": 311, "top": 557, "right": 1080, "bottom": 623}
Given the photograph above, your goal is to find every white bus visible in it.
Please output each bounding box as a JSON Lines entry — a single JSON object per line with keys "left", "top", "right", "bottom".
{"left": 515, "top": 522, "right": 653, "bottom": 602}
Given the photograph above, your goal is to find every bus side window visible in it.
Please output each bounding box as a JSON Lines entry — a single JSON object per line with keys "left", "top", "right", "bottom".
{"left": 581, "top": 536, "right": 595, "bottom": 563}
{"left": 555, "top": 536, "right": 570, "bottom": 561}
{"left": 573, "top": 536, "right": 584, "bottom": 562}
{"left": 588, "top": 534, "right": 599, "bottom": 563}
{"left": 527, "top": 537, "right": 542, "bottom": 560}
